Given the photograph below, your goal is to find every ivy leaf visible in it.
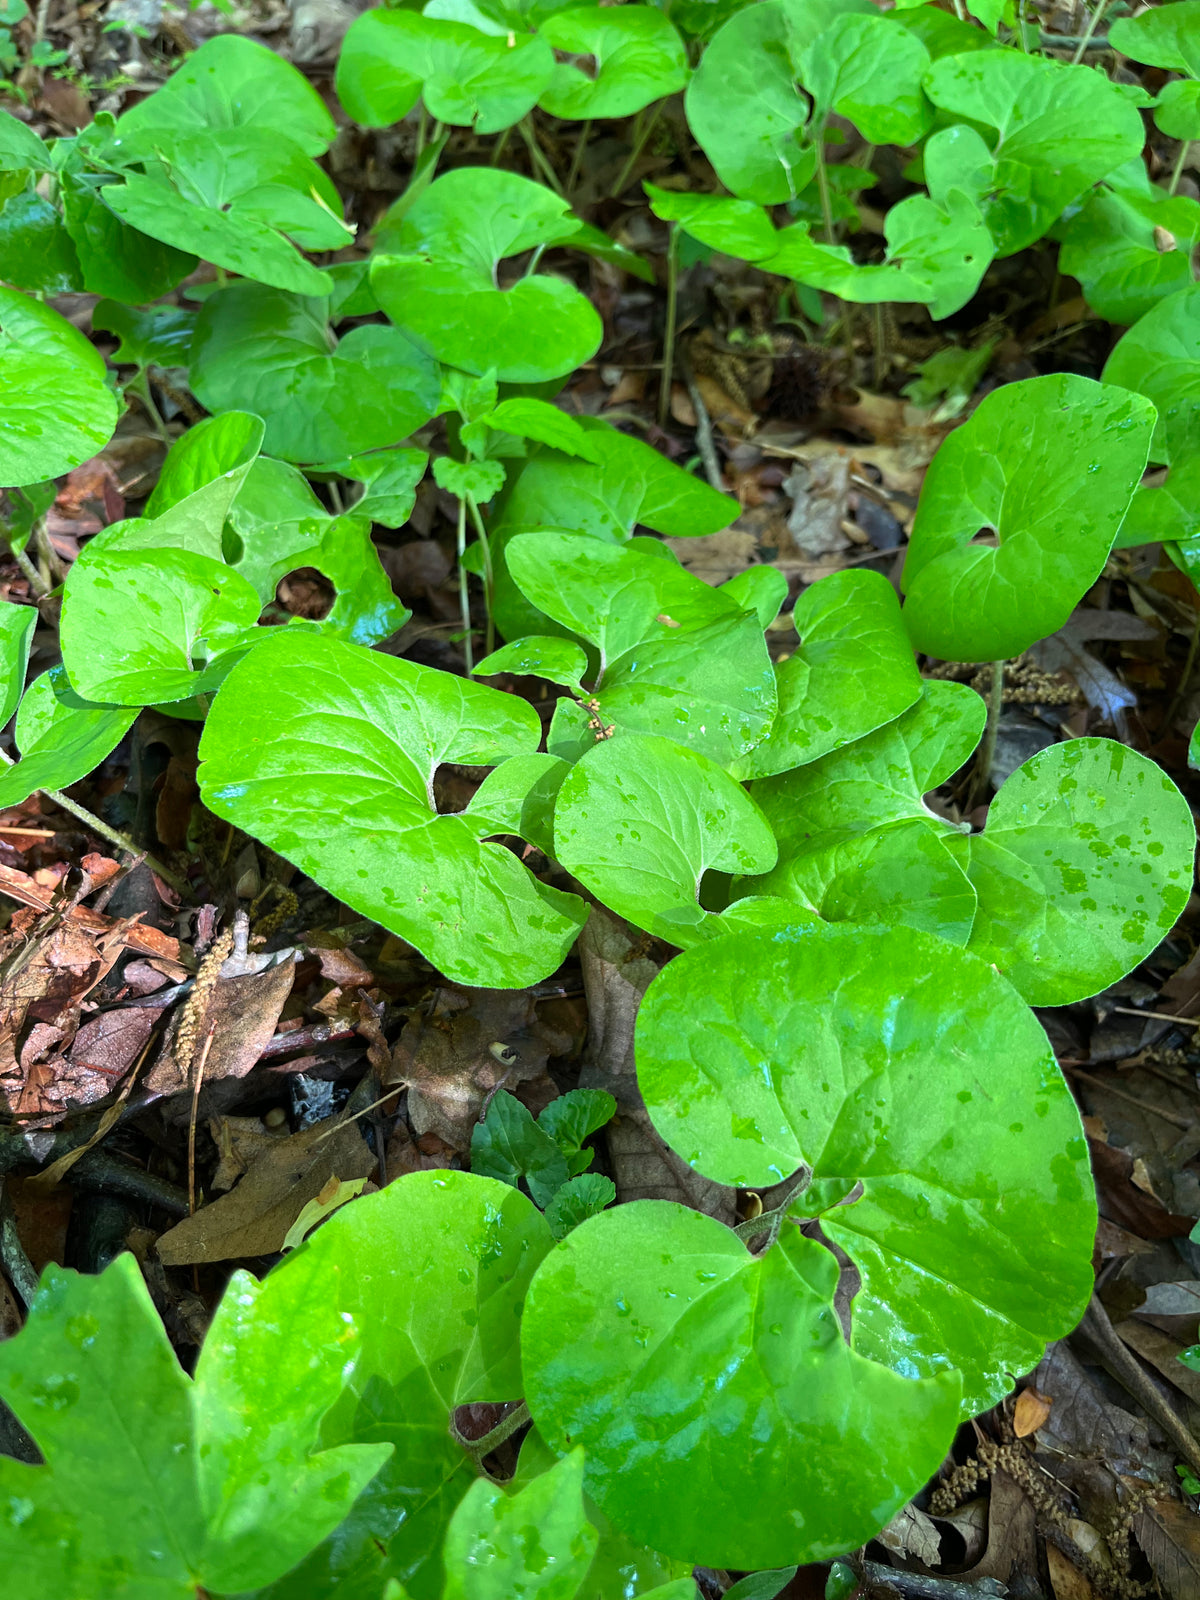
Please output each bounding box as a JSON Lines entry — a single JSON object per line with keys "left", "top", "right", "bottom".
{"left": 964, "top": 738, "right": 1196, "bottom": 1005}
{"left": 1058, "top": 161, "right": 1200, "bottom": 326}
{"left": 522, "top": 1201, "right": 963, "bottom": 1569}
{"left": 198, "top": 630, "right": 587, "bottom": 988}
{"left": 371, "top": 170, "right": 601, "bottom": 383}
{"left": 792, "top": 11, "right": 932, "bottom": 145}
{"left": 553, "top": 732, "right": 777, "bottom": 946}
{"left": 0, "top": 601, "right": 34, "bottom": 726}
{"left": 256, "top": 1170, "right": 553, "bottom": 1599}
{"left": 923, "top": 52, "right": 1145, "bottom": 256}
{"left": 1110, "top": 1, "right": 1200, "bottom": 76}
{"left": 0, "top": 286, "right": 118, "bottom": 488}
{"left": 0, "top": 667, "right": 138, "bottom": 810}
{"left": 538, "top": 1089, "right": 616, "bottom": 1175}
{"left": 443, "top": 1449, "right": 597, "bottom": 1598}
{"left": 191, "top": 282, "right": 440, "bottom": 465}
{"left": 732, "top": 569, "right": 922, "bottom": 780}
{"left": 60, "top": 547, "right": 262, "bottom": 705}
{"left": 471, "top": 1090, "right": 572, "bottom": 1207}
{"left": 1103, "top": 283, "right": 1200, "bottom": 466}
{"left": 0, "top": 1251, "right": 388, "bottom": 1597}
{"left": 336, "top": 10, "right": 554, "bottom": 134}
{"left": 633, "top": 922, "right": 1098, "bottom": 1415}
{"left": 901, "top": 374, "right": 1156, "bottom": 662}
{"left": 543, "top": 1173, "right": 617, "bottom": 1240}
{"left": 506, "top": 532, "right": 777, "bottom": 766}
{"left": 684, "top": 1, "right": 815, "bottom": 203}
{"left": 115, "top": 34, "right": 336, "bottom": 154}
{"left": 538, "top": 7, "right": 688, "bottom": 120}
{"left": 92, "top": 299, "right": 196, "bottom": 371}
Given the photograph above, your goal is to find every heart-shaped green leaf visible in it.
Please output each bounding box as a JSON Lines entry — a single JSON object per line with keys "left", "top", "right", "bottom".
{"left": 471, "top": 1090, "right": 572, "bottom": 1207}
{"left": 1103, "top": 283, "right": 1200, "bottom": 465}
{"left": 466, "top": 750, "right": 571, "bottom": 856}
{"left": 633, "top": 922, "right": 1098, "bottom": 1414}
{"left": 258, "top": 1170, "right": 553, "bottom": 1599}
{"left": 190, "top": 282, "right": 440, "bottom": 464}
{"left": 0, "top": 187, "right": 82, "bottom": 294}
{"left": 922, "top": 52, "right": 1145, "bottom": 256}
{"left": 0, "top": 666, "right": 138, "bottom": 809}
{"left": 475, "top": 636, "right": 590, "bottom": 695}
{"left": 0, "top": 600, "right": 35, "bottom": 727}
{"left": 114, "top": 33, "right": 336, "bottom": 156}
{"left": 684, "top": 2, "right": 815, "bottom": 202}
{"left": 792, "top": 11, "right": 932, "bottom": 144}
{"left": 554, "top": 732, "right": 777, "bottom": 945}
{"left": 61, "top": 546, "right": 261, "bottom": 705}
{"left": 1155, "top": 77, "right": 1200, "bottom": 141}
{"left": 198, "top": 630, "right": 587, "bottom": 987}
{"left": 1058, "top": 162, "right": 1200, "bottom": 326}
{"left": 92, "top": 299, "right": 196, "bottom": 371}
{"left": 538, "top": 7, "right": 688, "bottom": 119}
{"left": 538, "top": 1088, "right": 616, "bottom": 1175}
{"left": 1110, "top": 1, "right": 1200, "bottom": 76}
{"left": 146, "top": 411, "right": 266, "bottom": 518}
{"left": 0, "top": 1250, "right": 388, "bottom": 1598}
{"left": 58, "top": 163, "right": 196, "bottom": 304}
{"left": 901, "top": 374, "right": 1156, "bottom": 662}
{"left": 0, "top": 287, "right": 118, "bottom": 487}
{"left": 443, "top": 1449, "right": 597, "bottom": 1599}
{"left": 522, "top": 1200, "right": 962, "bottom": 1569}
{"left": 732, "top": 570, "right": 922, "bottom": 780}
{"left": 336, "top": 9, "right": 554, "bottom": 133}
{"left": 506, "top": 532, "right": 777, "bottom": 765}
{"left": 964, "top": 738, "right": 1195, "bottom": 1005}
{"left": 370, "top": 169, "right": 602, "bottom": 382}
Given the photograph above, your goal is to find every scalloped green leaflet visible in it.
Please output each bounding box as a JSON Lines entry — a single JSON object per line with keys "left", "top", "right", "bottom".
{"left": 901, "top": 374, "right": 1156, "bottom": 662}
{"left": 0, "top": 667, "right": 138, "bottom": 810}
{"left": 0, "top": 1251, "right": 387, "bottom": 1600}
{"left": 1110, "top": 1, "right": 1200, "bottom": 76}
{"left": 684, "top": 2, "right": 815, "bottom": 203}
{"left": 538, "top": 8, "right": 688, "bottom": 119}
{"left": 1058, "top": 164, "right": 1200, "bottom": 326}
{"left": 92, "top": 299, "right": 196, "bottom": 371}
{"left": 60, "top": 546, "right": 261, "bottom": 706}
{"left": 190, "top": 282, "right": 440, "bottom": 465}
{"left": 922, "top": 52, "right": 1145, "bottom": 256}
{"left": 257, "top": 1171, "right": 553, "bottom": 1600}
{"left": 1103, "top": 284, "right": 1200, "bottom": 465}
{"left": 371, "top": 169, "right": 601, "bottom": 383}
{"left": 0, "top": 287, "right": 118, "bottom": 487}
{"left": 471, "top": 1091, "right": 572, "bottom": 1205}
{"left": 114, "top": 34, "right": 336, "bottom": 155}
{"left": 506, "top": 532, "right": 777, "bottom": 765}
{"left": 746, "top": 681, "right": 983, "bottom": 944}
{"left": 792, "top": 12, "right": 932, "bottom": 145}
{"left": 554, "top": 732, "right": 777, "bottom": 946}
{"left": 0, "top": 600, "right": 34, "bottom": 726}
{"left": 197, "top": 630, "right": 587, "bottom": 987}
{"left": 963, "top": 738, "right": 1195, "bottom": 1005}
{"left": 336, "top": 10, "right": 554, "bottom": 134}
{"left": 732, "top": 569, "right": 922, "bottom": 781}
{"left": 145, "top": 410, "right": 266, "bottom": 518}
{"left": 633, "top": 923, "right": 1098, "bottom": 1415}
{"left": 444, "top": 1449, "right": 596, "bottom": 1599}
{"left": 319, "top": 448, "right": 429, "bottom": 529}
{"left": 521, "top": 1200, "right": 962, "bottom": 1569}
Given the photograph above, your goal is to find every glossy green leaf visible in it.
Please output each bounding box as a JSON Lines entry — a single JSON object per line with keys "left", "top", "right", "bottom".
{"left": 0, "top": 188, "right": 82, "bottom": 294}
{"left": 891, "top": 3, "right": 995, "bottom": 58}
{"left": 522, "top": 1200, "right": 962, "bottom": 1568}
{"left": 258, "top": 1170, "right": 553, "bottom": 1599}
{"left": 543, "top": 1174, "right": 617, "bottom": 1241}
{"left": 61, "top": 546, "right": 261, "bottom": 706}
{"left": 444, "top": 1449, "right": 596, "bottom": 1599}
{"left": 319, "top": 448, "right": 429, "bottom": 528}
{"left": 539, "top": 7, "right": 688, "bottom": 119}
{"left": 198, "top": 630, "right": 587, "bottom": 987}
{"left": 58, "top": 167, "right": 196, "bottom": 304}
{"left": 0, "top": 667, "right": 138, "bottom": 809}
{"left": 371, "top": 170, "right": 601, "bottom": 383}
{"left": 92, "top": 300, "right": 196, "bottom": 371}
{"left": 634, "top": 922, "right": 1098, "bottom": 1414}
{"left": 1110, "top": 1, "right": 1200, "bottom": 75}
{"left": 233, "top": 512, "right": 410, "bottom": 645}
{"left": 724, "top": 1571, "right": 799, "bottom": 1600}
{"left": 538, "top": 1089, "right": 616, "bottom": 1175}
{"left": 1103, "top": 283, "right": 1200, "bottom": 465}
{"left": 923, "top": 52, "right": 1145, "bottom": 255}
{"left": 0, "top": 601, "right": 35, "bottom": 727}
{"left": 0, "top": 108, "right": 51, "bottom": 170}
{"left": 901, "top": 374, "right": 1156, "bottom": 662}
{"left": 469, "top": 398, "right": 602, "bottom": 462}
{"left": 0, "top": 1250, "right": 388, "bottom": 1599}
{"left": 190, "top": 282, "right": 440, "bottom": 464}
{"left": 336, "top": 10, "right": 554, "bottom": 134}
{"left": 0, "top": 287, "right": 118, "bottom": 488}
{"left": 465, "top": 750, "right": 571, "bottom": 857}
{"left": 964, "top": 738, "right": 1195, "bottom": 1005}
{"left": 471, "top": 1090, "right": 572, "bottom": 1207}
{"left": 506, "top": 532, "right": 777, "bottom": 766}
{"left": 732, "top": 570, "right": 922, "bottom": 781}
{"left": 433, "top": 456, "right": 507, "bottom": 501}
{"left": 114, "top": 33, "right": 336, "bottom": 155}
{"left": 476, "top": 636, "right": 589, "bottom": 695}
{"left": 554, "top": 732, "right": 777, "bottom": 945}
{"left": 145, "top": 411, "right": 266, "bottom": 519}
{"left": 1117, "top": 452, "right": 1200, "bottom": 548}
{"left": 1058, "top": 163, "right": 1200, "bottom": 326}
{"left": 1155, "top": 77, "right": 1200, "bottom": 141}
{"left": 793, "top": 12, "right": 932, "bottom": 145}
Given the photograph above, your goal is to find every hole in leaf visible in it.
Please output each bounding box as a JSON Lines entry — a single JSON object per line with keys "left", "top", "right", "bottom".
{"left": 275, "top": 566, "right": 334, "bottom": 621}
{"left": 968, "top": 527, "right": 999, "bottom": 548}
{"left": 553, "top": 48, "right": 598, "bottom": 79}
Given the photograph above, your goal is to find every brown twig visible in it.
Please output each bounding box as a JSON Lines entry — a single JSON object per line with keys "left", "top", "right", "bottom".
{"left": 187, "top": 1024, "right": 216, "bottom": 1217}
